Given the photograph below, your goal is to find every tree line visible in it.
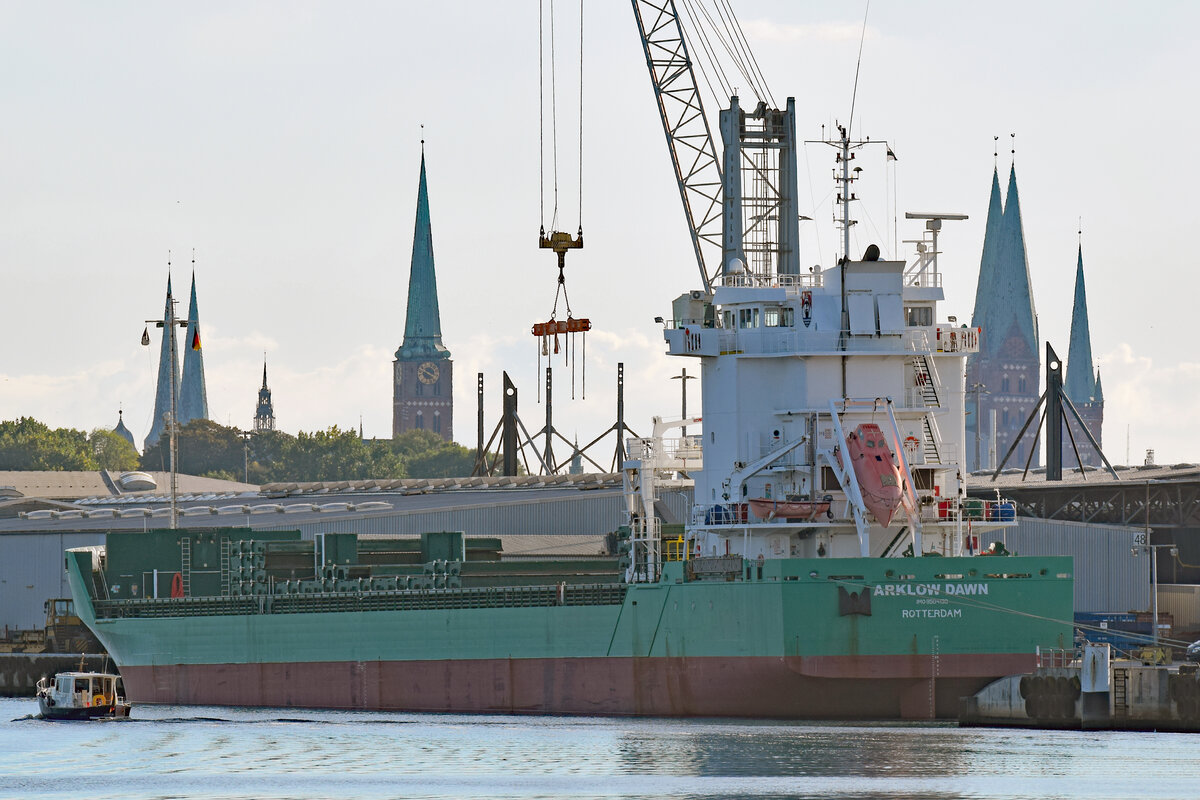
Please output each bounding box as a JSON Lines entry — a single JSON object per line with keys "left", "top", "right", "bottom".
{"left": 0, "top": 417, "right": 483, "bottom": 482}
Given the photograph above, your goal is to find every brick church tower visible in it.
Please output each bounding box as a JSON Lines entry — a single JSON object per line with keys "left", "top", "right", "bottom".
{"left": 393, "top": 150, "right": 453, "bottom": 441}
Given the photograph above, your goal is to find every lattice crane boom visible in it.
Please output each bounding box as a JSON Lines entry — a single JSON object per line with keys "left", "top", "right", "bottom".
{"left": 631, "top": 0, "right": 724, "bottom": 293}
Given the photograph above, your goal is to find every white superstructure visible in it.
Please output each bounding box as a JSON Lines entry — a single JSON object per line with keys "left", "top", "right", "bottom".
{"left": 623, "top": 120, "right": 1015, "bottom": 582}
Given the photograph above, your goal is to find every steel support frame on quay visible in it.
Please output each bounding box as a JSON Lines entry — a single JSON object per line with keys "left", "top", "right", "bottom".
{"left": 980, "top": 479, "right": 1200, "bottom": 530}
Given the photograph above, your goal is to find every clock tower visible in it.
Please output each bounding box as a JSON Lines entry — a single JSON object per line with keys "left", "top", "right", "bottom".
{"left": 393, "top": 149, "right": 453, "bottom": 441}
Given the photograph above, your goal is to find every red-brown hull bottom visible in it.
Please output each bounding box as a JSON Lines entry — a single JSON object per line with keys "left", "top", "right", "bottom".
{"left": 122, "top": 653, "right": 1034, "bottom": 720}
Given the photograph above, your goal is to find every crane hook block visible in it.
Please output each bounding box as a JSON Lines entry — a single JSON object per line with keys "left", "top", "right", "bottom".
{"left": 539, "top": 229, "right": 584, "bottom": 255}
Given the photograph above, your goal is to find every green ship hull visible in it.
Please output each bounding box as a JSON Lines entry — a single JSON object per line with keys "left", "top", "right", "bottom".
{"left": 66, "top": 530, "right": 1072, "bottom": 719}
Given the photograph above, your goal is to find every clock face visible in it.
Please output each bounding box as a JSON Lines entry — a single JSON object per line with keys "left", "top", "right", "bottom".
{"left": 417, "top": 362, "right": 440, "bottom": 384}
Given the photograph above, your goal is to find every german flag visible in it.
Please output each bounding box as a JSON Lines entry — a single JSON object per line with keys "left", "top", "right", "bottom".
{"left": 191, "top": 327, "right": 201, "bottom": 351}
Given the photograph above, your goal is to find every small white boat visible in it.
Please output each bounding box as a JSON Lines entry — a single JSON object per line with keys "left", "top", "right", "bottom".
{"left": 35, "top": 670, "right": 131, "bottom": 720}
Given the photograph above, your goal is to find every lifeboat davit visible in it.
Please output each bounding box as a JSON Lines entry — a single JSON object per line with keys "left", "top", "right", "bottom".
{"left": 844, "top": 423, "right": 904, "bottom": 526}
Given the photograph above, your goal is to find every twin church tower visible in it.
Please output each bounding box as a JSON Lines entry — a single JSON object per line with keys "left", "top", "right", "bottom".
{"left": 141, "top": 151, "right": 452, "bottom": 450}
{"left": 965, "top": 161, "right": 1104, "bottom": 471}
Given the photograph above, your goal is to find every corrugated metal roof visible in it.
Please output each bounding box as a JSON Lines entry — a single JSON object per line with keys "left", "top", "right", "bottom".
{"left": 975, "top": 463, "right": 1200, "bottom": 490}
{"left": 0, "top": 470, "right": 258, "bottom": 500}
{"left": 259, "top": 473, "right": 621, "bottom": 496}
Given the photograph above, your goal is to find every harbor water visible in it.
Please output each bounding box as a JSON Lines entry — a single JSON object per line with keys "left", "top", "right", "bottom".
{"left": 2, "top": 698, "right": 1196, "bottom": 799}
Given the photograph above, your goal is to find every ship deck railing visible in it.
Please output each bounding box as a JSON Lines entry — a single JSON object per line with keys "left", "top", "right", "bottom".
{"left": 716, "top": 272, "right": 824, "bottom": 291}
{"left": 92, "top": 583, "right": 628, "bottom": 619}
{"left": 709, "top": 327, "right": 954, "bottom": 357}
{"left": 690, "top": 494, "right": 1022, "bottom": 529}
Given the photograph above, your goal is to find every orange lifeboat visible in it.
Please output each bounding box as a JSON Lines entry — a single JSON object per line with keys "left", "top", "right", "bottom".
{"left": 748, "top": 498, "right": 832, "bottom": 521}
{"left": 844, "top": 423, "right": 904, "bottom": 526}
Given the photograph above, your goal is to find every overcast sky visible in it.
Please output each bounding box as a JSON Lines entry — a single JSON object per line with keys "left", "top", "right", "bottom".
{"left": 3, "top": 1, "right": 1197, "bottom": 467}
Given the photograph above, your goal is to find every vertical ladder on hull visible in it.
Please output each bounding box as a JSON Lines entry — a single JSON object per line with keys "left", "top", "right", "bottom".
{"left": 179, "top": 536, "right": 192, "bottom": 597}
{"left": 219, "top": 537, "right": 231, "bottom": 596}
{"left": 1112, "top": 667, "right": 1129, "bottom": 718}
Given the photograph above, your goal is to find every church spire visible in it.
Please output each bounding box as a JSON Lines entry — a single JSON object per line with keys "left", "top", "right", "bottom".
{"left": 179, "top": 269, "right": 209, "bottom": 425}
{"left": 254, "top": 357, "right": 275, "bottom": 432}
{"left": 964, "top": 152, "right": 1043, "bottom": 471}
{"left": 145, "top": 275, "right": 180, "bottom": 451}
{"left": 995, "top": 163, "right": 1039, "bottom": 359}
{"left": 1064, "top": 244, "right": 1098, "bottom": 404}
{"left": 396, "top": 153, "right": 449, "bottom": 361}
{"left": 969, "top": 166, "right": 1004, "bottom": 338}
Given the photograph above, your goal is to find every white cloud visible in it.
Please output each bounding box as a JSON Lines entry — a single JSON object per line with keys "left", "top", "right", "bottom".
{"left": 1096, "top": 344, "right": 1200, "bottom": 466}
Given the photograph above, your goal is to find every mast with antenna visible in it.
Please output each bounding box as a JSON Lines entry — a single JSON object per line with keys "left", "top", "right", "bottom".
{"left": 142, "top": 255, "right": 191, "bottom": 530}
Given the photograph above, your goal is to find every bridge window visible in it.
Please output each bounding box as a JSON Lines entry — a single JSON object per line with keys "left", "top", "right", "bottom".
{"left": 905, "top": 306, "right": 933, "bottom": 327}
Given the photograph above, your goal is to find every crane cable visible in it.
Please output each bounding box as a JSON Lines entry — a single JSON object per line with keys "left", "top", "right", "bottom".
{"left": 536, "top": 0, "right": 589, "bottom": 401}
{"left": 550, "top": 0, "right": 559, "bottom": 231}
{"left": 539, "top": 0, "right": 587, "bottom": 233}
{"left": 577, "top": 0, "right": 583, "bottom": 227}
{"left": 679, "top": 0, "right": 732, "bottom": 102}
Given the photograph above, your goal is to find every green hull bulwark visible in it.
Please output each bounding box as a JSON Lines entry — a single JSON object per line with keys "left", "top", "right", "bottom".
{"left": 70, "top": 552, "right": 1072, "bottom": 666}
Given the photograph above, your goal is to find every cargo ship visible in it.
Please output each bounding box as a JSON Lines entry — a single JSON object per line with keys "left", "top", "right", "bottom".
{"left": 64, "top": 112, "right": 1073, "bottom": 720}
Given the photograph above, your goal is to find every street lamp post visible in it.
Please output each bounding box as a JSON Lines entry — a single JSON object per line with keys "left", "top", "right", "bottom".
{"left": 1132, "top": 540, "right": 1178, "bottom": 647}
{"left": 240, "top": 431, "right": 254, "bottom": 484}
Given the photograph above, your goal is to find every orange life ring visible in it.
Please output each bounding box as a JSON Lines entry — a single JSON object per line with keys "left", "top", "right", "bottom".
{"left": 91, "top": 694, "right": 107, "bottom": 707}
{"left": 170, "top": 571, "right": 184, "bottom": 598}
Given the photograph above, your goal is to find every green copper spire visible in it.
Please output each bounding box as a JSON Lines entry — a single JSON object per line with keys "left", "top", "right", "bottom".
{"left": 396, "top": 153, "right": 450, "bottom": 362}
{"left": 145, "top": 275, "right": 180, "bottom": 451}
{"left": 991, "top": 164, "right": 1039, "bottom": 358}
{"left": 1064, "top": 245, "right": 1097, "bottom": 403}
{"left": 179, "top": 272, "right": 209, "bottom": 425}
{"left": 969, "top": 167, "right": 1005, "bottom": 343}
